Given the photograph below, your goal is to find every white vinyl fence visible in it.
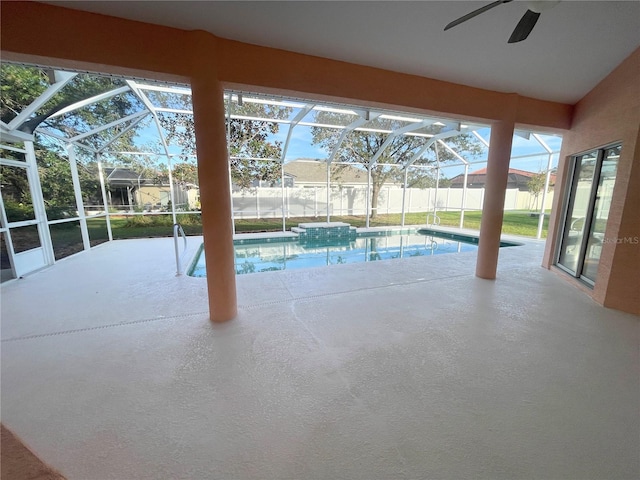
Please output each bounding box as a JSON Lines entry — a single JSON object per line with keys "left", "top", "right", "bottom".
{"left": 232, "top": 186, "right": 554, "bottom": 219}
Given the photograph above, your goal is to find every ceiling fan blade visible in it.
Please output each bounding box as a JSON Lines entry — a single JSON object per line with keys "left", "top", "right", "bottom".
{"left": 444, "top": 0, "right": 513, "bottom": 31}
{"left": 508, "top": 9, "right": 541, "bottom": 43}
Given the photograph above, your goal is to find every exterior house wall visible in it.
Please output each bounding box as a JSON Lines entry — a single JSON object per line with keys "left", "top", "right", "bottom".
{"left": 543, "top": 48, "right": 640, "bottom": 314}
{"left": 131, "top": 185, "right": 197, "bottom": 211}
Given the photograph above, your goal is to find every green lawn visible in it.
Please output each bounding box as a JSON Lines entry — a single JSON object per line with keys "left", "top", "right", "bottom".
{"left": 234, "top": 211, "right": 549, "bottom": 238}
{"left": 106, "top": 214, "right": 203, "bottom": 239}
{"left": 80, "top": 210, "right": 549, "bottom": 241}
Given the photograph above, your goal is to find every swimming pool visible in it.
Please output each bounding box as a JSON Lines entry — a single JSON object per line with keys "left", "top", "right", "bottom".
{"left": 188, "top": 229, "right": 519, "bottom": 277}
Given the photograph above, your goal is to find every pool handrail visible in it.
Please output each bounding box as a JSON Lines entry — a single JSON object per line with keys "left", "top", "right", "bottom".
{"left": 426, "top": 213, "right": 441, "bottom": 227}
{"left": 173, "top": 223, "right": 188, "bottom": 276}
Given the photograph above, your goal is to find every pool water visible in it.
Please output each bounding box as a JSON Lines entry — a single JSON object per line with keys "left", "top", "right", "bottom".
{"left": 189, "top": 231, "right": 482, "bottom": 277}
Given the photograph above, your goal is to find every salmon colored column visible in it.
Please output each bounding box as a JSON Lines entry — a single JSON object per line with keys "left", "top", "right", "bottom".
{"left": 475, "top": 118, "right": 516, "bottom": 279}
{"left": 190, "top": 73, "right": 237, "bottom": 322}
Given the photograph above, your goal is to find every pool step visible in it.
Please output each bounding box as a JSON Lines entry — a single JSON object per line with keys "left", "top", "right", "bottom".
{"left": 293, "top": 222, "right": 357, "bottom": 242}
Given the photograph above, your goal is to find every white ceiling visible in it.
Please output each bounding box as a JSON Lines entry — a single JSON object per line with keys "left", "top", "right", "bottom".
{"left": 45, "top": 1, "right": 640, "bottom": 104}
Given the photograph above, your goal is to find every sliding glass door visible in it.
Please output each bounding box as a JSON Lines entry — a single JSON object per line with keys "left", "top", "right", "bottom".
{"left": 557, "top": 145, "right": 620, "bottom": 285}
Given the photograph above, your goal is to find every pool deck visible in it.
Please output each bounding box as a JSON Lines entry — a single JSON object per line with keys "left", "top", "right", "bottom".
{"left": 1, "top": 230, "right": 638, "bottom": 479}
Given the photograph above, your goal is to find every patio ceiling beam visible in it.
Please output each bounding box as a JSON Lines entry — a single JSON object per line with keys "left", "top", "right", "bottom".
{"left": 48, "top": 86, "right": 131, "bottom": 119}
{"left": 67, "top": 111, "right": 148, "bottom": 143}
{"left": 6, "top": 71, "right": 77, "bottom": 131}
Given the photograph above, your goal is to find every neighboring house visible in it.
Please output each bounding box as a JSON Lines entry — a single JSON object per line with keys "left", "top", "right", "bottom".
{"left": 449, "top": 167, "right": 556, "bottom": 191}
{"left": 282, "top": 159, "right": 399, "bottom": 188}
{"left": 104, "top": 167, "right": 145, "bottom": 207}
{"left": 104, "top": 167, "right": 199, "bottom": 211}
{"left": 247, "top": 173, "right": 295, "bottom": 189}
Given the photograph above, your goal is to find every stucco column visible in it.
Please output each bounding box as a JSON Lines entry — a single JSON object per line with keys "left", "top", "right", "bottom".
{"left": 476, "top": 118, "right": 515, "bottom": 279}
{"left": 190, "top": 72, "right": 237, "bottom": 322}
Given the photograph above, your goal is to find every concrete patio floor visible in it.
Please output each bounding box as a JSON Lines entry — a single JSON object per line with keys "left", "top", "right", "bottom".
{"left": 1, "top": 233, "right": 638, "bottom": 479}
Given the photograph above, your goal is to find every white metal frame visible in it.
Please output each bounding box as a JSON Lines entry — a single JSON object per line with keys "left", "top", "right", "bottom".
{"left": 0, "top": 65, "right": 562, "bottom": 280}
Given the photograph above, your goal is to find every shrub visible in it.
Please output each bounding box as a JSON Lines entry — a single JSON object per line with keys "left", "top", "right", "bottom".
{"left": 123, "top": 215, "right": 154, "bottom": 227}
{"left": 3, "top": 200, "right": 35, "bottom": 222}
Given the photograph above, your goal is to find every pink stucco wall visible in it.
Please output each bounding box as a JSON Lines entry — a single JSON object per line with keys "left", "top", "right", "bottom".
{"left": 544, "top": 48, "right": 640, "bottom": 314}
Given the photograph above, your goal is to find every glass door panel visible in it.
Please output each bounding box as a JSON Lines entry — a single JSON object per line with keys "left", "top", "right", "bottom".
{"left": 557, "top": 151, "right": 598, "bottom": 273}
{"left": 557, "top": 144, "right": 620, "bottom": 284}
{"left": 582, "top": 146, "right": 620, "bottom": 282}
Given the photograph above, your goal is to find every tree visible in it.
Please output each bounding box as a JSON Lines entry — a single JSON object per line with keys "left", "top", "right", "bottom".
{"left": 527, "top": 172, "right": 547, "bottom": 210}
{"left": 172, "top": 161, "right": 199, "bottom": 185}
{"left": 1, "top": 65, "right": 50, "bottom": 124}
{"left": 1, "top": 64, "right": 143, "bottom": 212}
{"left": 1, "top": 65, "right": 143, "bottom": 151}
{"left": 399, "top": 169, "right": 453, "bottom": 189}
{"left": 158, "top": 97, "right": 291, "bottom": 189}
{"left": 311, "top": 112, "right": 482, "bottom": 218}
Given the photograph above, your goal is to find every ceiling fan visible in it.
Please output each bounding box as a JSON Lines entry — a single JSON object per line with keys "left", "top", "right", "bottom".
{"left": 444, "top": 0, "right": 561, "bottom": 43}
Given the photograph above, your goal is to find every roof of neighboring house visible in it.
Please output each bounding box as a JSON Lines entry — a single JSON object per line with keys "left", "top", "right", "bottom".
{"left": 104, "top": 168, "right": 187, "bottom": 188}
{"left": 465, "top": 167, "right": 555, "bottom": 179}
{"left": 104, "top": 167, "right": 144, "bottom": 185}
{"left": 284, "top": 159, "right": 369, "bottom": 185}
